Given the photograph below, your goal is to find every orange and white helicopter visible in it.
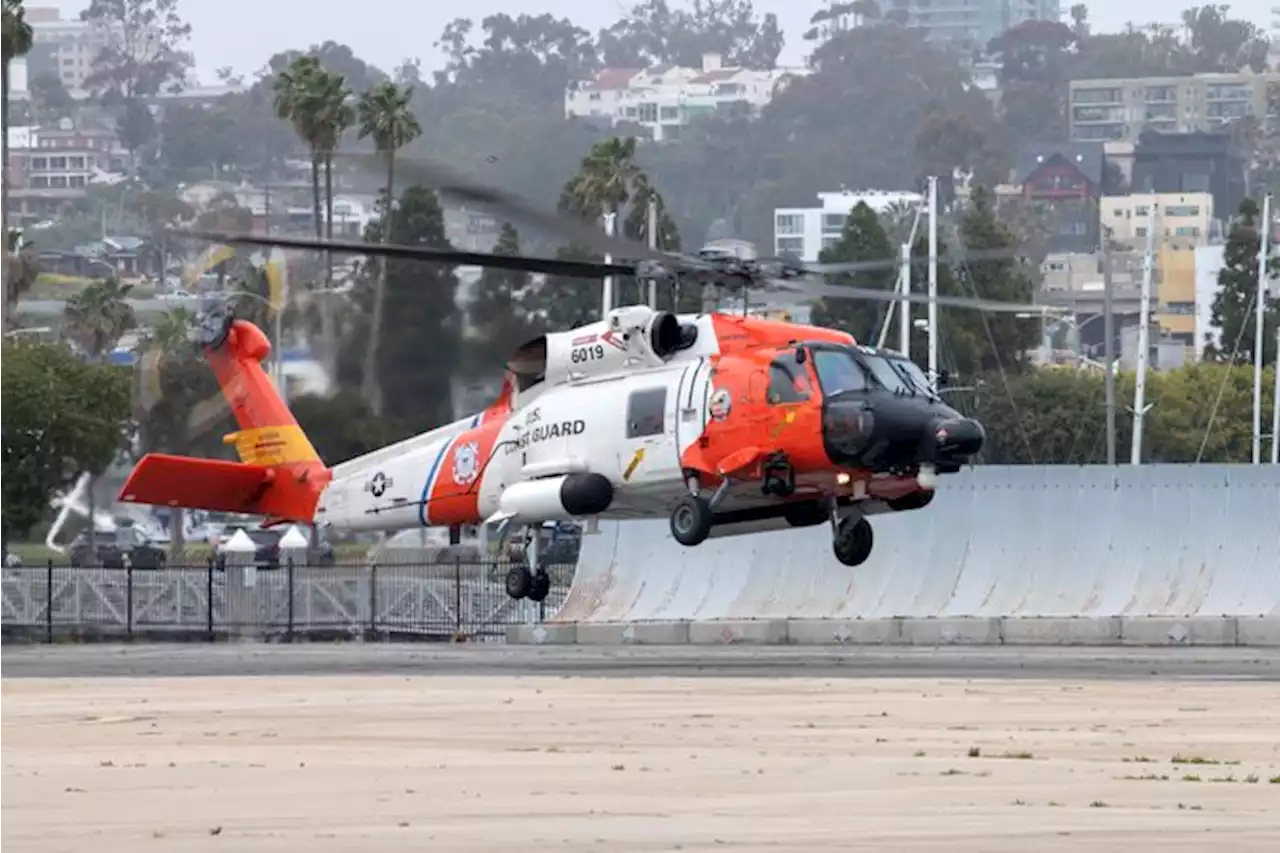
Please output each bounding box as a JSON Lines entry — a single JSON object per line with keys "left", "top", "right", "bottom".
{"left": 119, "top": 159, "right": 1048, "bottom": 602}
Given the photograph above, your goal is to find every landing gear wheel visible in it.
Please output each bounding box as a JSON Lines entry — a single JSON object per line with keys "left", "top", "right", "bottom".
{"left": 832, "top": 515, "right": 874, "bottom": 567}
{"left": 527, "top": 569, "right": 551, "bottom": 603}
{"left": 505, "top": 565, "right": 534, "bottom": 600}
{"left": 670, "top": 495, "right": 714, "bottom": 546}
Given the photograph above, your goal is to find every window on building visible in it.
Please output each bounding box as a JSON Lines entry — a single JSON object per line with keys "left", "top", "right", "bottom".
{"left": 69, "top": 156, "right": 85, "bottom": 169}
{"left": 637, "top": 103, "right": 657, "bottom": 122}
{"left": 821, "top": 213, "right": 846, "bottom": 233}
{"left": 659, "top": 105, "right": 679, "bottom": 121}
{"left": 821, "top": 236, "right": 840, "bottom": 251}
{"left": 31, "top": 157, "right": 47, "bottom": 170}
{"left": 1164, "top": 205, "right": 1200, "bottom": 217}
{"left": 1163, "top": 302, "right": 1195, "bottom": 315}
{"left": 775, "top": 236, "right": 804, "bottom": 255}
{"left": 68, "top": 175, "right": 86, "bottom": 188}
{"left": 1173, "top": 226, "right": 1201, "bottom": 237}
{"left": 625, "top": 388, "right": 666, "bottom": 438}
{"left": 775, "top": 213, "right": 804, "bottom": 235}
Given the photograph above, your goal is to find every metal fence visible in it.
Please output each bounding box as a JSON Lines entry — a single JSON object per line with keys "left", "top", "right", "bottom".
{"left": 0, "top": 560, "right": 574, "bottom": 643}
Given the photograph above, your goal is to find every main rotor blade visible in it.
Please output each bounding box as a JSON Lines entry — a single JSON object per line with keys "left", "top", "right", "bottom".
{"left": 770, "top": 278, "right": 1064, "bottom": 315}
{"left": 336, "top": 151, "right": 711, "bottom": 271}
{"left": 174, "top": 230, "right": 634, "bottom": 280}
{"left": 803, "top": 246, "right": 1028, "bottom": 276}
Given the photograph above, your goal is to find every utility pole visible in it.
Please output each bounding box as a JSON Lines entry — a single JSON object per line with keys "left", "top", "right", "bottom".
{"left": 1103, "top": 236, "right": 1116, "bottom": 466}
{"left": 926, "top": 175, "right": 939, "bottom": 387}
{"left": 1130, "top": 202, "right": 1158, "bottom": 465}
{"left": 1253, "top": 193, "right": 1272, "bottom": 465}
{"left": 646, "top": 196, "right": 658, "bottom": 309}
{"left": 601, "top": 212, "right": 617, "bottom": 316}
{"left": 1271, "top": 323, "right": 1280, "bottom": 464}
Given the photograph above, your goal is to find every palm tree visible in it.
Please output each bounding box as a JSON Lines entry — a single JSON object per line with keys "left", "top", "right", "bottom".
{"left": 273, "top": 56, "right": 350, "bottom": 382}
{"left": 356, "top": 80, "right": 422, "bottom": 413}
{"left": 62, "top": 277, "right": 138, "bottom": 358}
{"left": 61, "top": 276, "right": 137, "bottom": 561}
{"left": 272, "top": 55, "right": 328, "bottom": 242}
{"left": 315, "top": 71, "right": 354, "bottom": 254}
{"left": 562, "top": 137, "right": 645, "bottom": 223}
{"left": 2, "top": 0, "right": 34, "bottom": 237}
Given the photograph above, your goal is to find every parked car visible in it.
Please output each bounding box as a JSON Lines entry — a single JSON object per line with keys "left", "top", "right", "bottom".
{"left": 69, "top": 526, "right": 167, "bottom": 569}
{"left": 212, "top": 527, "right": 334, "bottom": 570}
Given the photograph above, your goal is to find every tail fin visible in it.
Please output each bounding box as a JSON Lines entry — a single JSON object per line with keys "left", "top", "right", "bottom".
{"left": 119, "top": 319, "right": 330, "bottom": 524}
{"left": 206, "top": 319, "right": 321, "bottom": 467}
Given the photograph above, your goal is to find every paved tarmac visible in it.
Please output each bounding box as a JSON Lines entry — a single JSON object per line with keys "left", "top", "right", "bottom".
{"left": 3, "top": 642, "right": 1278, "bottom": 680}
{"left": 5, "top": 662, "right": 1279, "bottom": 852}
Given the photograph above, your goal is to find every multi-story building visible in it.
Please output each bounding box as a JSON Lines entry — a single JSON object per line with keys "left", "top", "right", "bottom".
{"left": 1099, "top": 193, "right": 1218, "bottom": 356}
{"left": 5, "top": 120, "right": 127, "bottom": 225}
{"left": 773, "top": 189, "right": 923, "bottom": 262}
{"left": 1068, "top": 72, "right": 1280, "bottom": 143}
{"left": 22, "top": 6, "right": 121, "bottom": 93}
{"left": 1012, "top": 142, "right": 1108, "bottom": 252}
{"left": 881, "top": 0, "right": 1061, "bottom": 51}
{"left": 1130, "top": 130, "right": 1248, "bottom": 223}
{"left": 1100, "top": 192, "right": 1219, "bottom": 249}
{"left": 565, "top": 53, "right": 810, "bottom": 142}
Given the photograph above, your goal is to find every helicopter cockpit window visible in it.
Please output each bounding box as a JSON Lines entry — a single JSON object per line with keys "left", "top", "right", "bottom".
{"left": 812, "top": 350, "right": 869, "bottom": 398}
{"left": 766, "top": 358, "right": 811, "bottom": 405}
{"left": 860, "top": 355, "right": 912, "bottom": 394}
{"left": 886, "top": 357, "right": 936, "bottom": 398}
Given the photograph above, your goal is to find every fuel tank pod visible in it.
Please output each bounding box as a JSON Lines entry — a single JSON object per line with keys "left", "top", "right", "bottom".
{"left": 497, "top": 472, "right": 614, "bottom": 522}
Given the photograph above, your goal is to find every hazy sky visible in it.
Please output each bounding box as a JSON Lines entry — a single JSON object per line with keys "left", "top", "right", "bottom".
{"left": 38, "top": 0, "right": 1280, "bottom": 84}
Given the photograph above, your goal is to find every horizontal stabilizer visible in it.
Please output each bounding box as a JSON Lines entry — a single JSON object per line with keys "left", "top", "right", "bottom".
{"left": 118, "top": 453, "right": 325, "bottom": 522}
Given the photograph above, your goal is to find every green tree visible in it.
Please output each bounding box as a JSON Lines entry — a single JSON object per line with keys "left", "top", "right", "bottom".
{"left": 356, "top": 79, "right": 423, "bottom": 413}
{"left": 950, "top": 187, "right": 1040, "bottom": 374}
{"left": 810, "top": 202, "right": 897, "bottom": 343}
{"left": 466, "top": 223, "right": 545, "bottom": 379}
{"left": 80, "top": 0, "right": 193, "bottom": 175}
{"left": 26, "top": 71, "right": 75, "bottom": 124}
{"left": 62, "top": 277, "right": 138, "bottom": 357}
{"left": 272, "top": 54, "right": 331, "bottom": 243}
{"left": 1207, "top": 197, "right": 1279, "bottom": 367}
{"left": 2, "top": 0, "right": 33, "bottom": 236}
{"left": 132, "top": 307, "right": 233, "bottom": 558}
{"left": 292, "top": 391, "right": 409, "bottom": 465}
{"left": 355, "top": 185, "right": 462, "bottom": 432}
{"left": 1, "top": 340, "right": 133, "bottom": 538}
{"left": 541, "top": 136, "right": 678, "bottom": 319}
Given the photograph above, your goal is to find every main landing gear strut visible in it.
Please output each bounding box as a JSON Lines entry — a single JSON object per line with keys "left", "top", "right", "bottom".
{"left": 505, "top": 527, "right": 551, "bottom": 603}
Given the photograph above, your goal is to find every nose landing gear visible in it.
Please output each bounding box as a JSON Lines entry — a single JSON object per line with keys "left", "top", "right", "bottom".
{"left": 831, "top": 511, "right": 874, "bottom": 567}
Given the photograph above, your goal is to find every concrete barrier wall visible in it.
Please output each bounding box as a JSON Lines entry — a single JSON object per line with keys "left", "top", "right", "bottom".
{"left": 511, "top": 465, "right": 1280, "bottom": 647}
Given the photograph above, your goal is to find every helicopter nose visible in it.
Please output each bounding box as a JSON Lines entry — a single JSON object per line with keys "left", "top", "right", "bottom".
{"left": 932, "top": 417, "right": 985, "bottom": 458}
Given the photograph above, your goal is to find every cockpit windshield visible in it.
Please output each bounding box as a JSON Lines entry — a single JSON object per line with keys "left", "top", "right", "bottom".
{"left": 812, "top": 349, "right": 870, "bottom": 398}
{"left": 885, "top": 356, "right": 937, "bottom": 398}
{"left": 813, "top": 347, "right": 939, "bottom": 400}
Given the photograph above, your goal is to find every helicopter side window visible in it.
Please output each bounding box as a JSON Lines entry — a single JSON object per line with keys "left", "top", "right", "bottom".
{"left": 766, "top": 359, "right": 810, "bottom": 405}
{"left": 626, "top": 387, "right": 667, "bottom": 438}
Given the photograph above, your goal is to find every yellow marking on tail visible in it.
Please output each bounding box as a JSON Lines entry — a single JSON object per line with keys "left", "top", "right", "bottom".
{"left": 223, "top": 424, "right": 320, "bottom": 466}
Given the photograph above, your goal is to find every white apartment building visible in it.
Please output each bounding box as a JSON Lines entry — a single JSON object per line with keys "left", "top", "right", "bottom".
{"left": 22, "top": 6, "right": 122, "bottom": 93}
{"left": 565, "top": 53, "right": 810, "bottom": 142}
{"left": 773, "top": 190, "right": 923, "bottom": 262}
{"left": 1100, "top": 192, "right": 1219, "bottom": 249}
